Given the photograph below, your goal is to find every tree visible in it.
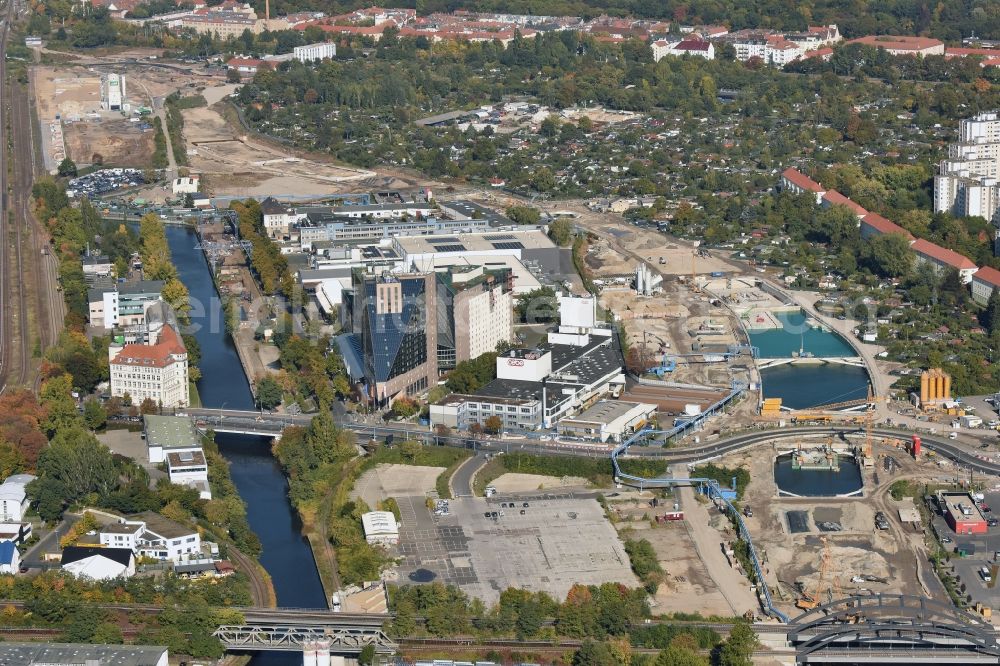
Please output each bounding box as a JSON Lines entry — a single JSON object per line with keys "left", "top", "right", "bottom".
{"left": 226, "top": 68, "right": 242, "bottom": 84}
{"left": 549, "top": 218, "right": 574, "bottom": 246}
{"left": 484, "top": 415, "right": 503, "bottom": 434}
{"left": 0, "top": 441, "right": 25, "bottom": 479}
{"left": 530, "top": 167, "right": 556, "bottom": 193}
{"left": 573, "top": 640, "right": 618, "bottom": 666}
{"left": 83, "top": 399, "right": 108, "bottom": 431}
{"left": 983, "top": 289, "right": 1000, "bottom": 336}
{"left": 256, "top": 376, "right": 283, "bottom": 410}
{"left": 40, "top": 374, "right": 81, "bottom": 436}
{"left": 57, "top": 157, "right": 78, "bottom": 177}
{"left": 654, "top": 645, "right": 706, "bottom": 666}
{"left": 516, "top": 286, "right": 559, "bottom": 324}
{"left": 506, "top": 205, "right": 541, "bottom": 225}
{"left": 139, "top": 398, "right": 159, "bottom": 415}
{"left": 391, "top": 397, "right": 420, "bottom": 419}
{"left": 859, "top": 233, "right": 913, "bottom": 278}
{"left": 718, "top": 622, "right": 759, "bottom": 666}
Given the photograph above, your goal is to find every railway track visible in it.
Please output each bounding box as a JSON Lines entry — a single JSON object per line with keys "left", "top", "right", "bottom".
{"left": 0, "top": 0, "right": 32, "bottom": 393}
{"left": 0, "top": 0, "right": 61, "bottom": 394}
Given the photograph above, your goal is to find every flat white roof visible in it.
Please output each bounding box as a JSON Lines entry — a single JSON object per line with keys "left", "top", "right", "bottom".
{"left": 361, "top": 511, "right": 399, "bottom": 536}
{"left": 395, "top": 229, "right": 555, "bottom": 256}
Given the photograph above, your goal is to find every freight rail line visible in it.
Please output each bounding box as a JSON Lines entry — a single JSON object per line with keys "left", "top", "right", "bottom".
{"left": 0, "top": 0, "right": 38, "bottom": 393}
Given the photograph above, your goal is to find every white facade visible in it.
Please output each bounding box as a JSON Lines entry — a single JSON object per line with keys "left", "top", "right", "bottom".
{"left": 558, "top": 294, "right": 597, "bottom": 331}
{"left": 960, "top": 112, "right": 1000, "bottom": 143}
{"left": 102, "top": 73, "right": 126, "bottom": 111}
{"left": 497, "top": 349, "right": 552, "bottom": 382}
{"left": 361, "top": 511, "right": 399, "bottom": 546}
{"left": 0, "top": 475, "right": 35, "bottom": 523}
{"left": 294, "top": 41, "right": 337, "bottom": 62}
{"left": 463, "top": 285, "right": 513, "bottom": 360}
{"left": 935, "top": 112, "right": 1000, "bottom": 222}
{"left": 166, "top": 450, "right": 211, "bottom": 499}
{"left": 101, "top": 516, "right": 202, "bottom": 563}
{"left": 99, "top": 524, "right": 143, "bottom": 551}
{"left": 172, "top": 176, "right": 200, "bottom": 195}
{"left": 0, "top": 541, "right": 20, "bottom": 575}
{"left": 972, "top": 268, "right": 1000, "bottom": 306}
{"left": 109, "top": 326, "right": 189, "bottom": 408}
{"left": 335, "top": 204, "right": 435, "bottom": 220}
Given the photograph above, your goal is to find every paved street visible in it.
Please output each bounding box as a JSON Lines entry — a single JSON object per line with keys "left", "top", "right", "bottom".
{"left": 450, "top": 453, "right": 487, "bottom": 497}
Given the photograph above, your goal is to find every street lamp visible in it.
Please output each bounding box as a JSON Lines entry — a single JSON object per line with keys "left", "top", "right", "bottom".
{"left": 218, "top": 402, "right": 227, "bottom": 421}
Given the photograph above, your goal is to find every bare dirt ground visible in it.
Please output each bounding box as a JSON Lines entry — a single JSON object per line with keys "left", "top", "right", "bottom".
{"left": 642, "top": 523, "right": 742, "bottom": 617}
{"left": 182, "top": 88, "right": 376, "bottom": 198}
{"left": 488, "top": 473, "right": 589, "bottom": 492}
{"left": 32, "top": 65, "right": 188, "bottom": 168}
{"left": 351, "top": 464, "right": 444, "bottom": 508}
{"left": 67, "top": 118, "right": 153, "bottom": 169}
{"left": 584, "top": 226, "right": 733, "bottom": 277}
{"left": 725, "top": 440, "right": 939, "bottom": 615}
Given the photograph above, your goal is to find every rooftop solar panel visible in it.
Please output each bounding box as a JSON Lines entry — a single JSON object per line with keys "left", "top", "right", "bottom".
{"left": 492, "top": 241, "right": 525, "bottom": 250}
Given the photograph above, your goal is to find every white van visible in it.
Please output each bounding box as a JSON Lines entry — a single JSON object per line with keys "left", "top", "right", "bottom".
{"left": 949, "top": 432, "right": 959, "bottom": 440}
{"left": 981, "top": 567, "right": 993, "bottom": 583}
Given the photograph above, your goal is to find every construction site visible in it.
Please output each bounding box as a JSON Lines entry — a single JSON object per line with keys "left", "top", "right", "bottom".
{"left": 32, "top": 66, "right": 157, "bottom": 172}
{"left": 696, "top": 428, "right": 951, "bottom": 619}
{"left": 181, "top": 83, "right": 379, "bottom": 199}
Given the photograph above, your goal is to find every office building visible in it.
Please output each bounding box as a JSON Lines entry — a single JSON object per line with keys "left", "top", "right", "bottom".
{"left": 261, "top": 196, "right": 297, "bottom": 238}
{"left": 435, "top": 266, "right": 514, "bottom": 369}
{"left": 294, "top": 41, "right": 337, "bottom": 61}
{"left": 431, "top": 296, "right": 623, "bottom": 432}
{"left": 88, "top": 280, "right": 164, "bottom": 331}
{"left": 109, "top": 323, "right": 189, "bottom": 408}
{"left": 100, "top": 511, "right": 203, "bottom": 562}
{"left": 345, "top": 270, "right": 438, "bottom": 406}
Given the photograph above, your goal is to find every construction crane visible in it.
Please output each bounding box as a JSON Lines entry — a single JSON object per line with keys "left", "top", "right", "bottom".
{"left": 796, "top": 537, "right": 839, "bottom": 610}
{"left": 860, "top": 386, "right": 889, "bottom": 468}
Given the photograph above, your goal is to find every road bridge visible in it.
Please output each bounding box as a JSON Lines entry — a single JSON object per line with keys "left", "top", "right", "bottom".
{"left": 180, "top": 408, "right": 1000, "bottom": 476}
{"left": 757, "top": 357, "right": 866, "bottom": 369}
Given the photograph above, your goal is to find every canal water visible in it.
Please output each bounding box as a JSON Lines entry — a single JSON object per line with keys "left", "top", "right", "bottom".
{"left": 749, "top": 310, "right": 869, "bottom": 409}
{"left": 749, "top": 310, "right": 855, "bottom": 359}
{"left": 773, "top": 453, "right": 864, "bottom": 497}
{"left": 166, "top": 226, "right": 326, "bottom": 664}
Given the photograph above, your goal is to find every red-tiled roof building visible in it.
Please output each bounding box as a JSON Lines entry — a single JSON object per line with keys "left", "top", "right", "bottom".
{"left": 860, "top": 213, "right": 914, "bottom": 240}
{"left": 821, "top": 189, "right": 869, "bottom": 218}
{"left": 972, "top": 266, "right": 1000, "bottom": 305}
{"left": 911, "top": 238, "right": 978, "bottom": 283}
{"left": 109, "top": 324, "right": 189, "bottom": 409}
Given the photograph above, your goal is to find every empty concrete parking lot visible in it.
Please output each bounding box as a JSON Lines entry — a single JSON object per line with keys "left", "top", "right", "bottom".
{"left": 394, "top": 496, "right": 638, "bottom": 605}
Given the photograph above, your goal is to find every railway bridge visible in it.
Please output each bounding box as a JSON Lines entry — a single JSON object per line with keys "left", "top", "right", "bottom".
{"left": 214, "top": 608, "right": 395, "bottom": 653}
